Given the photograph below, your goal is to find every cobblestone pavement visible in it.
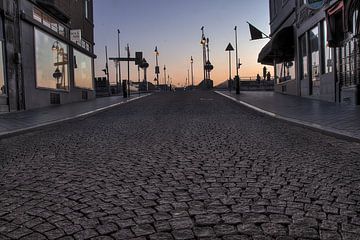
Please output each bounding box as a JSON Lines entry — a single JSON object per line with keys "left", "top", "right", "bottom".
{"left": 1, "top": 91, "right": 360, "bottom": 240}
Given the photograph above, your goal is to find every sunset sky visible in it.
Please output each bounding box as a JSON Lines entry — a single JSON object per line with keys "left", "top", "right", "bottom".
{"left": 93, "top": 0, "right": 271, "bottom": 86}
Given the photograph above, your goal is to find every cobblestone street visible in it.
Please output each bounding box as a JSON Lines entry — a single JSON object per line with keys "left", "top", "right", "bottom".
{"left": 1, "top": 91, "right": 360, "bottom": 240}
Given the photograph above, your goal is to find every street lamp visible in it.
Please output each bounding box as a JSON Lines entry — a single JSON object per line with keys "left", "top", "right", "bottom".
{"left": 234, "top": 26, "right": 240, "bottom": 95}
{"left": 201, "top": 27, "right": 206, "bottom": 83}
{"left": 190, "top": 56, "right": 194, "bottom": 88}
{"left": 154, "top": 46, "right": 160, "bottom": 86}
{"left": 163, "top": 65, "right": 167, "bottom": 90}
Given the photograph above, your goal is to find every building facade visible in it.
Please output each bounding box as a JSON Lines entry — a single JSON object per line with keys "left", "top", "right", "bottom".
{"left": 259, "top": 0, "right": 360, "bottom": 105}
{"left": 0, "top": 0, "right": 95, "bottom": 112}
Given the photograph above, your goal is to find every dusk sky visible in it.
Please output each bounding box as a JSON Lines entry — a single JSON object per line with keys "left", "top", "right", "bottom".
{"left": 93, "top": 0, "right": 270, "bottom": 86}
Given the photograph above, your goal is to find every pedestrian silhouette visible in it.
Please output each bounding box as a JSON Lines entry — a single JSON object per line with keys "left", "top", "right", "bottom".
{"left": 266, "top": 72, "right": 271, "bottom": 81}
{"left": 256, "top": 74, "right": 261, "bottom": 83}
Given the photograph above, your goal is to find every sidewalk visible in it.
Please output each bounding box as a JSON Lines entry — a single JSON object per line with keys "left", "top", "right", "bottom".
{"left": 0, "top": 93, "right": 151, "bottom": 138}
{"left": 215, "top": 90, "right": 360, "bottom": 142}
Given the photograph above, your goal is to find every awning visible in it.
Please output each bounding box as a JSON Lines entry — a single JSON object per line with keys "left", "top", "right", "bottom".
{"left": 326, "top": 1, "right": 345, "bottom": 47}
{"left": 258, "top": 26, "right": 295, "bottom": 65}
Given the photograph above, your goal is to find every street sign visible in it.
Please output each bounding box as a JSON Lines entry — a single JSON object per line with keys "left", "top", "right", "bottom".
{"left": 225, "top": 43, "right": 234, "bottom": 51}
{"left": 306, "top": 0, "right": 324, "bottom": 10}
{"left": 70, "top": 29, "right": 82, "bottom": 43}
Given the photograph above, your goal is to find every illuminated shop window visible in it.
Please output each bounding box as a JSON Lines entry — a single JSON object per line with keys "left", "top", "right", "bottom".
{"left": 35, "top": 28, "right": 69, "bottom": 90}
{"left": 74, "top": 49, "right": 93, "bottom": 89}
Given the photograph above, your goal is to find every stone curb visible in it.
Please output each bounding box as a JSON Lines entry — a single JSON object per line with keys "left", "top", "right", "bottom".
{"left": 0, "top": 93, "right": 151, "bottom": 139}
{"left": 215, "top": 91, "right": 360, "bottom": 143}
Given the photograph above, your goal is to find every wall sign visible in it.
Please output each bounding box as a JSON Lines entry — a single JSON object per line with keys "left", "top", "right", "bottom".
{"left": 70, "top": 29, "right": 82, "bottom": 43}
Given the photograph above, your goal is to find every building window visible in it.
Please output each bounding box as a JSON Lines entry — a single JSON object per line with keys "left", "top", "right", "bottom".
{"left": 299, "top": 34, "right": 308, "bottom": 80}
{"left": 0, "top": 42, "right": 5, "bottom": 95}
{"left": 33, "top": 7, "right": 68, "bottom": 38}
{"left": 310, "top": 25, "right": 320, "bottom": 88}
{"left": 323, "top": 20, "right": 333, "bottom": 73}
{"left": 85, "top": 0, "right": 89, "bottom": 19}
{"left": 353, "top": 9, "right": 359, "bottom": 35}
{"left": 35, "top": 28, "right": 69, "bottom": 90}
{"left": 74, "top": 49, "right": 93, "bottom": 89}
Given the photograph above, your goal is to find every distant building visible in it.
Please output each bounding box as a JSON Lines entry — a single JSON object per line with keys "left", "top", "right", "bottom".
{"left": 259, "top": 0, "right": 360, "bottom": 105}
{"left": 0, "top": 0, "right": 95, "bottom": 112}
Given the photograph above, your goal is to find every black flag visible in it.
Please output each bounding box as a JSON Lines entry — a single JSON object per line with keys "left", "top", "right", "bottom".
{"left": 248, "top": 22, "right": 264, "bottom": 40}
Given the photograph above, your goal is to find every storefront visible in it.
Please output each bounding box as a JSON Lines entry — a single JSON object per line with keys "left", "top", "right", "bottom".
{"left": 0, "top": 0, "right": 95, "bottom": 112}
{"left": 333, "top": 0, "right": 360, "bottom": 104}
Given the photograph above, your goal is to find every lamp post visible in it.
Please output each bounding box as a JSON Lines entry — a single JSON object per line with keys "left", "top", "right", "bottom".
{"left": 126, "top": 44, "right": 130, "bottom": 97}
{"left": 163, "top": 65, "right": 167, "bottom": 90}
{"left": 225, "top": 43, "right": 234, "bottom": 92}
{"left": 154, "top": 46, "right": 159, "bottom": 86}
{"left": 201, "top": 27, "right": 206, "bottom": 83}
{"left": 234, "top": 26, "right": 240, "bottom": 94}
{"left": 105, "top": 45, "right": 111, "bottom": 95}
{"left": 191, "top": 56, "right": 194, "bottom": 88}
{"left": 117, "top": 29, "right": 122, "bottom": 93}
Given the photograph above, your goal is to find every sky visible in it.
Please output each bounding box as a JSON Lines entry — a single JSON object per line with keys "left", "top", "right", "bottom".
{"left": 93, "top": 0, "right": 270, "bottom": 86}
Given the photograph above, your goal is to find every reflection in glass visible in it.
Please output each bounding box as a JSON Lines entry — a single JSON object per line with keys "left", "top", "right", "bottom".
{"left": 0, "top": 42, "right": 5, "bottom": 95}
{"left": 299, "top": 34, "right": 308, "bottom": 79}
{"left": 35, "top": 29, "right": 69, "bottom": 90}
{"left": 275, "top": 61, "right": 295, "bottom": 83}
{"left": 74, "top": 49, "right": 93, "bottom": 89}
{"left": 323, "top": 21, "right": 333, "bottom": 73}
{"left": 310, "top": 26, "right": 320, "bottom": 87}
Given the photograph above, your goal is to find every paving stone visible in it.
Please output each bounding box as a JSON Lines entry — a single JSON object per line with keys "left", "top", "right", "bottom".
{"left": 2, "top": 91, "right": 360, "bottom": 240}
{"left": 193, "top": 226, "right": 215, "bottom": 238}
{"left": 131, "top": 224, "right": 155, "bottom": 237}
{"left": 172, "top": 229, "right": 194, "bottom": 240}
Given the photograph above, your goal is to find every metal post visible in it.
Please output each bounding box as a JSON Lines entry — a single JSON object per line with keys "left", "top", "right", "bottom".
{"left": 206, "top": 38, "right": 210, "bottom": 80}
{"left": 138, "top": 65, "right": 140, "bottom": 96}
{"left": 105, "top": 46, "right": 110, "bottom": 96}
{"left": 235, "top": 26, "right": 239, "bottom": 77}
{"left": 155, "top": 47, "right": 159, "bottom": 86}
{"left": 187, "top": 69, "right": 190, "bottom": 88}
{"left": 229, "top": 50, "right": 231, "bottom": 92}
{"left": 117, "top": 29, "right": 122, "bottom": 92}
{"left": 201, "top": 27, "right": 206, "bottom": 82}
{"left": 191, "top": 56, "right": 194, "bottom": 88}
{"left": 164, "top": 65, "right": 166, "bottom": 90}
{"left": 127, "top": 44, "right": 130, "bottom": 97}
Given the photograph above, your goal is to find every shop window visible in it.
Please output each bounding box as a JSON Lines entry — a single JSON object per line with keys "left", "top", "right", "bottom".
{"left": 35, "top": 28, "right": 69, "bottom": 90}
{"left": 323, "top": 20, "right": 333, "bottom": 73}
{"left": 0, "top": 42, "right": 5, "bottom": 95}
{"left": 275, "top": 61, "right": 295, "bottom": 83}
{"left": 299, "top": 34, "right": 308, "bottom": 79}
{"left": 310, "top": 25, "right": 320, "bottom": 87}
{"left": 74, "top": 49, "right": 93, "bottom": 89}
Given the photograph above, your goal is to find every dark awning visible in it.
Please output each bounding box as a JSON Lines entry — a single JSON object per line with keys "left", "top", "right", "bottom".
{"left": 258, "top": 26, "right": 295, "bottom": 65}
